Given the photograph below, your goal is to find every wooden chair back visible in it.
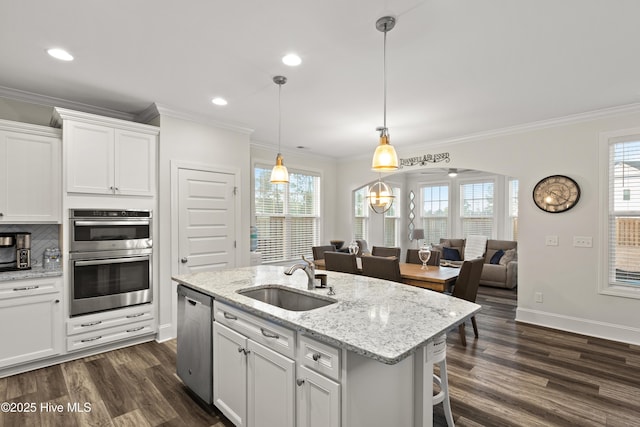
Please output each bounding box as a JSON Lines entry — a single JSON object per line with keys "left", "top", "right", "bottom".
{"left": 312, "top": 245, "right": 336, "bottom": 261}
{"left": 452, "top": 258, "right": 484, "bottom": 302}
{"left": 361, "top": 255, "right": 402, "bottom": 282}
{"left": 324, "top": 252, "right": 359, "bottom": 274}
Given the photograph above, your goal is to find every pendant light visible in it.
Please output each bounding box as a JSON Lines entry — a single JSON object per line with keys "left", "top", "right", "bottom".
{"left": 371, "top": 16, "right": 399, "bottom": 171}
{"left": 367, "top": 176, "right": 395, "bottom": 214}
{"left": 270, "top": 75, "right": 289, "bottom": 184}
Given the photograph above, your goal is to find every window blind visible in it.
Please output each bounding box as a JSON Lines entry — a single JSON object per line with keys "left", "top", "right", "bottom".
{"left": 254, "top": 165, "right": 320, "bottom": 263}
{"left": 609, "top": 139, "right": 640, "bottom": 287}
{"left": 421, "top": 184, "right": 449, "bottom": 244}
{"left": 460, "top": 181, "right": 494, "bottom": 238}
{"left": 353, "top": 186, "right": 369, "bottom": 241}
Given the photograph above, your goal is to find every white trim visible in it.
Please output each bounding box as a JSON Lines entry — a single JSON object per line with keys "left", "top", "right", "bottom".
{"left": 516, "top": 308, "right": 640, "bottom": 346}
{"left": 156, "top": 323, "right": 175, "bottom": 342}
{"left": 51, "top": 107, "right": 159, "bottom": 134}
{"left": 153, "top": 103, "right": 254, "bottom": 135}
{"left": 0, "top": 85, "right": 138, "bottom": 121}
{"left": 598, "top": 127, "right": 640, "bottom": 300}
{"left": 0, "top": 118, "right": 61, "bottom": 137}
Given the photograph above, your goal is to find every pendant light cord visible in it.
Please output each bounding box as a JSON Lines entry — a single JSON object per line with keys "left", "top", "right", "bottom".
{"left": 278, "top": 83, "right": 282, "bottom": 153}
{"left": 383, "top": 24, "right": 387, "bottom": 129}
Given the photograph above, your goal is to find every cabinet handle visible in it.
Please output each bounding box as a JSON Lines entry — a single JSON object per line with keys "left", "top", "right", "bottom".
{"left": 223, "top": 312, "right": 238, "bottom": 320}
{"left": 260, "top": 328, "right": 279, "bottom": 339}
{"left": 126, "top": 326, "right": 145, "bottom": 333}
{"left": 80, "top": 320, "right": 102, "bottom": 327}
{"left": 237, "top": 347, "right": 250, "bottom": 355}
{"left": 0, "top": 212, "right": 3, "bottom": 217}
{"left": 55, "top": 299, "right": 60, "bottom": 303}
{"left": 81, "top": 336, "right": 102, "bottom": 343}
{"left": 296, "top": 379, "right": 305, "bottom": 386}
{"left": 181, "top": 257, "right": 188, "bottom": 263}
{"left": 13, "top": 285, "right": 39, "bottom": 291}
{"left": 126, "top": 313, "right": 145, "bottom": 318}
{"left": 312, "top": 353, "right": 321, "bottom": 361}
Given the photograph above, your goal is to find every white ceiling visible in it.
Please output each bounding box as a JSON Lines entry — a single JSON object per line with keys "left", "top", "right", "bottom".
{"left": 2, "top": 0, "right": 640, "bottom": 159}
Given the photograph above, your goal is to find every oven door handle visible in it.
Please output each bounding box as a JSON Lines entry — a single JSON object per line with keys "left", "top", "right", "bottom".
{"left": 74, "top": 220, "right": 150, "bottom": 227}
{"left": 74, "top": 256, "right": 149, "bottom": 267}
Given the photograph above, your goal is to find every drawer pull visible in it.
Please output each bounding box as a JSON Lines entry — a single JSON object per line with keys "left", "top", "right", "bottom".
{"left": 312, "top": 353, "right": 321, "bottom": 361}
{"left": 126, "top": 326, "right": 145, "bottom": 333}
{"left": 223, "top": 312, "right": 238, "bottom": 320}
{"left": 126, "top": 313, "right": 145, "bottom": 318}
{"left": 261, "top": 328, "right": 279, "bottom": 339}
{"left": 80, "top": 321, "right": 102, "bottom": 327}
{"left": 81, "top": 336, "right": 102, "bottom": 343}
{"left": 13, "top": 285, "right": 39, "bottom": 291}
{"left": 296, "top": 379, "right": 305, "bottom": 386}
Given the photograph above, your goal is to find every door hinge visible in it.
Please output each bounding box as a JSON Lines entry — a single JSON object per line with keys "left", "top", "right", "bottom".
{"left": 233, "top": 186, "right": 238, "bottom": 195}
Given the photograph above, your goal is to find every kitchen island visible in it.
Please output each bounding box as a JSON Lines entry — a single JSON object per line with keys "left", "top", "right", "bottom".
{"left": 173, "top": 265, "right": 481, "bottom": 427}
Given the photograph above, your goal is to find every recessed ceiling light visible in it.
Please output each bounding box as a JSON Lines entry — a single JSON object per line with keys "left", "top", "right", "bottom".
{"left": 211, "top": 97, "right": 228, "bottom": 106}
{"left": 282, "top": 53, "right": 301, "bottom": 66}
{"left": 47, "top": 48, "right": 74, "bottom": 61}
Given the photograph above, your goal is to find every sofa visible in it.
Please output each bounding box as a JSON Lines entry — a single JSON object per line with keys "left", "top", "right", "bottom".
{"left": 434, "top": 238, "right": 518, "bottom": 289}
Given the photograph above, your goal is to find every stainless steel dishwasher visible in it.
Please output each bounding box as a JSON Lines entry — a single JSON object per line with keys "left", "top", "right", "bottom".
{"left": 177, "top": 285, "right": 213, "bottom": 404}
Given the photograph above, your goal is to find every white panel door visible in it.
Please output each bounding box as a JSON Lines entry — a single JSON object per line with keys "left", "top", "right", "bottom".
{"left": 213, "top": 322, "right": 248, "bottom": 427}
{"left": 65, "top": 121, "right": 114, "bottom": 194}
{"left": 178, "top": 168, "right": 236, "bottom": 273}
{"left": 114, "top": 129, "right": 156, "bottom": 196}
{"left": 247, "top": 340, "right": 295, "bottom": 427}
{"left": 296, "top": 365, "right": 341, "bottom": 427}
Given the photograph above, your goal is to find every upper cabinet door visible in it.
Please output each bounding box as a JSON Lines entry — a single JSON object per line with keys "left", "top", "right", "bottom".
{"left": 65, "top": 121, "right": 114, "bottom": 195}
{"left": 114, "top": 129, "right": 156, "bottom": 196}
{"left": 0, "top": 126, "right": 61, "bottom": 223}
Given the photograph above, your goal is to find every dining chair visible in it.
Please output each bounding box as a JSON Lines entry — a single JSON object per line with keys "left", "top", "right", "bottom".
{"left": 355, "top": 239, "right": 371, "bottom": 256}
{"left": 405, "top": 249, "right": 441, "bottom": 266}
{"left": 371, "top": 246, "right": 401, "bottom": 258}
{"left": 324, "top": 252, "right": 359, "bottom": 274}
{"left": 449, "top": 257, "right": 484, "bottom": 346}
{"left": 361, "top": 255, "right": 402, "bottom": 282}
{"left": 312, "top": 245, "right": 337, "bottom": 261}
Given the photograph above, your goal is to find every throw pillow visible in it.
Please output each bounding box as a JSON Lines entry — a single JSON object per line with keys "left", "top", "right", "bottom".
{"left": 490, "top": 249, "right": 504, "bottom": 264}
{"left": 499, "top": 248, "right": 517, "bottom": 266}
{"left": 442, "top": 246, "right": 462, "bottom": 261}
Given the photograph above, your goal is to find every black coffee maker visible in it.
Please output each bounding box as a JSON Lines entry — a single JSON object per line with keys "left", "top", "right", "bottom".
{"left": 0, "top": 232, "right": 31, "bottom": 271}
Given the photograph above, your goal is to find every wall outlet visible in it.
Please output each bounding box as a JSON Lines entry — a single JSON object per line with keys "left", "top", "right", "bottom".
{"left": 545, "top": 235, "right": 559, "bottom": 246}
{"left": 573, "top": 236, "right": 593, "bottom": 248}
{"left": 534, "top": 292, "right": 543, "bottom": 303}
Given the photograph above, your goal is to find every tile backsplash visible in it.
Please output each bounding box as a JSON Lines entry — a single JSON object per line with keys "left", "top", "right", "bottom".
{"left": 0, "top": 224, "right": 60, "bottom": 266}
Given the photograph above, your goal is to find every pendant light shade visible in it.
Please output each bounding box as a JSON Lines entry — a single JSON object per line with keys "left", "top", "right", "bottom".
{"left": 270, "top": 75, "right": 289, "bottom": 184}
{"left": 367, "top": 179, "right": 395, "bottom": 214}
{"left": 371, "top": 16, "right": 399, "bottom": 172}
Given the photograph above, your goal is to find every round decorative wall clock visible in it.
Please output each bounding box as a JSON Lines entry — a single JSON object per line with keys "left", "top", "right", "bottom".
{"left": 532, "top": 175, "right": 581, "bottom": 213}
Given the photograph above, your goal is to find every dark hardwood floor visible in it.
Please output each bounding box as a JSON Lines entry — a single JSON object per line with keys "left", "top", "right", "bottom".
{"left": 1, "top": 286, "right": 639, "bottom": 426}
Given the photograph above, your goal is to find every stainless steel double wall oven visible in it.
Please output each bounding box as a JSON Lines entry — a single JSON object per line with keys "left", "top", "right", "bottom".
{"left": 69, "top": 209, "right": 152, "bottom": 316}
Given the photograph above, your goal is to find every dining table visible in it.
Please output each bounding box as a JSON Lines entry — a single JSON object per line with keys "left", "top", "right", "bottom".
{"left": 314, "top": 258, "right": 460, "bottom": 293}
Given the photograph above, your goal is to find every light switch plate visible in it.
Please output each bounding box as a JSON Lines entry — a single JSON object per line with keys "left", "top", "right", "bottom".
{"left": 545, "top": 235, "right": 559, "bottom": 246}
{"left": 573, "top": 236, "right": 593, "bottom": 248}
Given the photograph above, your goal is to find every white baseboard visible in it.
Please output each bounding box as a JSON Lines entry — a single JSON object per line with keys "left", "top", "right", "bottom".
{"left": 156, "top": 323, "right": 176, "bottom": 343}
{"left": 516, "top": 308, "right": 640, "bottom": 346}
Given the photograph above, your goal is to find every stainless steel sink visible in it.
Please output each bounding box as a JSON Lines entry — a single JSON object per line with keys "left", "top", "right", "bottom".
{"left": 237, "top": 285, "right": 336, "bottom": 311}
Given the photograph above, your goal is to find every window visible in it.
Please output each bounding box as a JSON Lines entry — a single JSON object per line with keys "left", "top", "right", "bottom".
{"left": 254, "top": 165, "right": 320, "bottom": 263}
{"left": 509, "top": 179, "right": 519, "bottom": 240}
{"left": 384, "top": 186, "right": 401, "bottom": 246}
{"left": 460, "top": 180, "right": 494, "bottom": 238}
{"left": 353, "top": 186, "right": 369, "bottom": 241}
{"left": 421, "top": 184, "right": 449, "bottom": 244}
{"left": 606, "top": 136, "right": 640, "bottom": 294}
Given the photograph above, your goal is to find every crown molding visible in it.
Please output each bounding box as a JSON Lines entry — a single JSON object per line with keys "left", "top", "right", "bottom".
{"left": 150, "top": 103, "right": 254, "bottom": 135}
{"left": 0, "top": 86, "right": 137, "bottom": 121}
{"left": 0, "top": 118, "right": 61, "bottom": 137}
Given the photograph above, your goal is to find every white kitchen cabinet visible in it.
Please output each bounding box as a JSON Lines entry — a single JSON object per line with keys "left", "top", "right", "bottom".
{"left": 0, "top": 119, "right": 61, "bottom": 223}
{"left": 0, "top": 277, "right": 63, "bottom": 368}
{"left": 296, "top": 365, "right": 340, "bottom": 427}
{"left": 52, "top": 107, "right": 158, "bottom": 197}
{"left": 213, "top": 302, "right": 296, "bottom": 427}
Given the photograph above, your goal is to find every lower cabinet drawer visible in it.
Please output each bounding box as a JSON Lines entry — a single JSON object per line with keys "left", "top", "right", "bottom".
{"left": 297, "top": 334, "right": 341, "bottom": 381}
{"left": 67, "top": 304, "right": 154, "bottom": 336}
{"left": 214, "top": 300, "right": 295, "bottom": 359}
{"left": 66, "top": 319, "right": 155, "bottom": 352}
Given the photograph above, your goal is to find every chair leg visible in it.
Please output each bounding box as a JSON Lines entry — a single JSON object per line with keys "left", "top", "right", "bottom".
{"left": 438, "top": 359, "right": 454, "bottom": 427}
{"left": 471, "top": 316, "right": 478, "bottom": 338}
{"left": 458, "top": 323, "right": 466, "bottom": 347}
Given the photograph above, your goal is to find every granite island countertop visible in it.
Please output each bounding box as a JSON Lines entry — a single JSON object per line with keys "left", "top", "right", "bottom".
{"left": 173, "top": 265, "right": 481, "bottom": 365}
